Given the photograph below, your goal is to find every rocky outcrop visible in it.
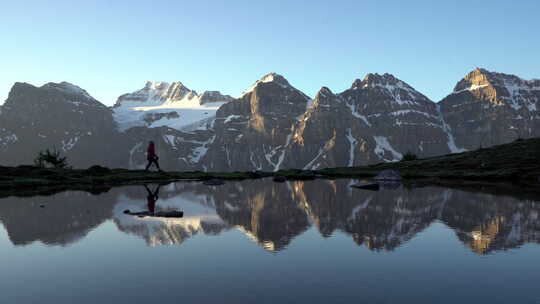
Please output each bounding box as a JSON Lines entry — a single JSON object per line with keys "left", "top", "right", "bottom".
{"left": 124, "top": 126, "right": 214, "bottom": 170}
{"left": 201, "top": 72, "right": 461, "bottom": 171}
{"left": 286, "top": 87, "right": 365, "bottom": 169}
{"left": 0, "top": 81, "right": 222, "bottom": 171}
{"left": 203, "top": 73, "right": 311, "bottom": 171}
{"left": 0, "top": 82, "right": 130, "bottom": 167}
{"left": 441, "top": 190, "right": 540, "bottom": 254}
{"left": 115, "top": 81, "right": 193, "bottom": 106}
{"left": 439, "top": 68, "right": 540, "bottom": 150}
{"left": 199, "top": 91, "right": 234, "bottom": 105}
{"left": 341, "top": 74, "right": 455, "bottom": 157}
{"left": 286, "top": 73, "right": 454, "bottom": 169}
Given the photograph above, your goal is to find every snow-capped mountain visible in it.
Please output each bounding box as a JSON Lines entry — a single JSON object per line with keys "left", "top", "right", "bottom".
{"left": 0, "top": 82, "right": 130, "bottom": 167}
{"left": 0, "top": 68, "right": 538, "bottom": 170}
{"left": 113, "top": 81, "right": 233, "bottom": 132}
{"left": 439, "top": 68, "right": 540, "bottom": 150}
{"left": 286, "top": 73, "right": 455, "bottom": 170}
{"left": 203, "top": 73, "right": 311, "bottom": 171}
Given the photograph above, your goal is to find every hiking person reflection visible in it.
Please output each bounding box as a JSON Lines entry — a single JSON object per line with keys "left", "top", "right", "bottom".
{"left": 144, "top": 184, "right": 161, "bottom": 214}
{"left": 145, "top": 141, "right": 162, "bottom": 172}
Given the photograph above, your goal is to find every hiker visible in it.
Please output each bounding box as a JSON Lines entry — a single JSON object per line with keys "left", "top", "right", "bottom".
{"left": 144, "top": 184, "right": 160, "bottom": 214}
{"left": 145, "top": 141, "right": 162, "bottom": 171}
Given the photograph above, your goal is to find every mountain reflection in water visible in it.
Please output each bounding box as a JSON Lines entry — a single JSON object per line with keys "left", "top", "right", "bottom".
{"left": 0, "top": 179, "right": 538, "bottom": 255}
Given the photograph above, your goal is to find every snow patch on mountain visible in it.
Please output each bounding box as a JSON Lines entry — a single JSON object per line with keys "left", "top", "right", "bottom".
{"left": 0, "top": 132, "right": 18, "bottom": 147}
{"left": 373, "top": 136, "right": 402, "bottom": 162}
{"left": 390, "top": 109, "right": 439, "bottom": 119}
{"left": 500, "top": 78, "right": 540, "bottom": 111}
{"left": 44, "top": 82, "right": 95, "bottom": 100}
{"left": 346, "top": 102, "right": 371, "bottom": 126}
{"left": 114, "top": 103, "right": 225, "bottom": 132}
{"left": 113, "top": 82, "right": 231, "bottom": 132}
{"left": 128, "top": 142, "right": 144, "bottom": 169}
{"left": 239, "top": 73, "right": 310, "bottom": 103}
{"left": 61, "top": 136, "right": 79, "bottom": 151}
{"left": 240, "top": 73, "right": 289, "bottom": 97}
{"left": 303, "top": 148, "right": 325, "bottom": 170}
{"left": 346, "top": 128, "right": 358, "bottom": 166}
{"left": 452, "top": 84, "right": 489, "bottom": 94}
{"left": 187, "top": 135, "right": 215, "bottom": 165}
{"left": 436, "top": 104, "right": 466, "bottom": 153}
{"left": 224, "top": 115, "right": 243, "bottom": 124}
{"left": 362, "top": 75, "right": 421, "bottom": 105}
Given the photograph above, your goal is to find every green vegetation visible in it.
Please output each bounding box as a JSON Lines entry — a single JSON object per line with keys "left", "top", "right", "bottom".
{"left": 34, "top": 148, "right": 69, "bottom": 169}
{"left": 401, "top": 152, "right": 418, "bottom": 162}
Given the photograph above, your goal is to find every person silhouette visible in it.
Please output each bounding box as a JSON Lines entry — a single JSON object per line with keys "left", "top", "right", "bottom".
{"left": 145, "top": 141, "right": 162, "bottom": 172}
{"left": 144, "top": 184, "right": 161, "bottom": 214}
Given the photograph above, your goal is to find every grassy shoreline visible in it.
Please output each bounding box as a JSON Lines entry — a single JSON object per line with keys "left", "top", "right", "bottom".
{"left": 1, "top": 137, "right": 539, "bottom": 197}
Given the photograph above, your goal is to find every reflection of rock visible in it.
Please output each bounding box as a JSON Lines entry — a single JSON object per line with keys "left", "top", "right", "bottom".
{"left": 169, "top": 180, "right": 313, "bottom": 251}
{"left": 176, "top": 179, "right": 540, "bottom": 254}
{"left": 0, "top": 190, "right": 116, "bottom": 246}
{"left": 294, "top": 179, "right": 447, "bottom": 250}
{"left": 345, "top": 188, "right": 447, "bottom": 251}
{"left": 440, "top": 192, "right": 540, "bottom": 254}
{"left": 112, "top": 192, "right": 230, "bottom": 247}
{"left": 211, "top": 180, "right": 310, "bottom": 252}
{"left": 0, "top": 180, "right": 539, "bottom": 255}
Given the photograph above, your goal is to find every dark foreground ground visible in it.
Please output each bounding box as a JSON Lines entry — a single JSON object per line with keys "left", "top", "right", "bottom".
{"left": 1, "top": 137, "right": 539, "bottom": 198}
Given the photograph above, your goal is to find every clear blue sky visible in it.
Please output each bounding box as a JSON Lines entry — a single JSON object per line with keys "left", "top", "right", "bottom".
{"left": 1, "top": 0, "right": 539, "bottom": 105}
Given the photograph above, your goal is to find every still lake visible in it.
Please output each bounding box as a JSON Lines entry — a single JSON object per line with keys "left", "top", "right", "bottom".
{"left": 0, "top": 179, "right": 539, "bottom": 304}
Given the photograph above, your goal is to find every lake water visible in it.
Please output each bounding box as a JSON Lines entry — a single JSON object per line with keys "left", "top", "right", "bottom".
{"left": 0, "top": 179, "right": 539, "bottom": 304}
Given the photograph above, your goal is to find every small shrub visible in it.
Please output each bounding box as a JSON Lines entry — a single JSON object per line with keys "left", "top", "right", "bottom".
{"left": 401, "top": 152, "right": 418, "bottom": 162}
{"left": 34, "top": 148, "right": 69, "bottom": 169}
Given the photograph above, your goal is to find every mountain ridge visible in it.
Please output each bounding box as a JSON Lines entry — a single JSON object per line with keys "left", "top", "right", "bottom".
{"left": 0, "top": 68, "right": 538, "bottom": 170}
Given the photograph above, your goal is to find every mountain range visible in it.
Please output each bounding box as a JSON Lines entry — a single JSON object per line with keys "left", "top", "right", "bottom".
{"left": 0, "top": 68, "right": 538, "bottom": 170}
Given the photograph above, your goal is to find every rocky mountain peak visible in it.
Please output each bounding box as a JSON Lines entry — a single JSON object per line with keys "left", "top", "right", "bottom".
{"left": 42, "top": 81, "right": 96, "bottom": 101}
{"left": 240, "top": 73, "right": 293, "bottom": 97}
{"left": 441, "top": 68, "right": 540, "bottom": 151}
{"left": 453, "top": 68, "right": 494, "bottom": 92}
{"left": 7, "top": 82, "right": 36, "bottom": 99}
{"left": 4, "top": 81, "right": 102, "bottom": 109}
{"left": 316, "top": 86, "right": 335, "bottom": 98}
{"left": 198, "top": 91, "right": 234, "bottom": 105}
{"left": 347, "top": 73, "right": 431, "bottom": 105}
{"left": 453, "top": 68, "right": 540, "bottom": 97}
{"left": 115, "top": 81, "right": 194, "bottom": 107}
{"left": 361, "top": 73, "right": 407, "bottom": 88}
{"left": 312, "top": 87, "right": 339, "bottom": 109}
{"left": 351, "top": 79, "right": 363, "bottom": 89}
{"left": 259, "top": 73, "right": 290, "bottom": 87}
